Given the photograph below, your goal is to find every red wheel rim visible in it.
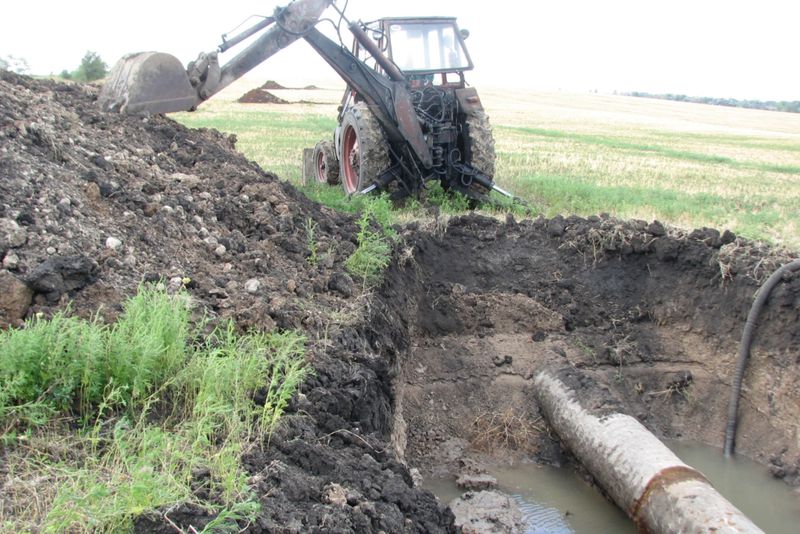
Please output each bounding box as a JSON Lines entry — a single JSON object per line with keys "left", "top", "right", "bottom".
{"left": 342, "top": 125, "right": 359, "bottom": 194}
{"left": 315, "top": 150, "right": 327, "bottom": 183}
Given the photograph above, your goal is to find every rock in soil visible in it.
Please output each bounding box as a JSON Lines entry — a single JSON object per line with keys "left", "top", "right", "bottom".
{"left": 449, "top": 490, "right": 526, "bottom": 534}
{"left": 456, "top": 473, "right": 498, "bottom": 491}
{"left": 0, "top": 270, "right": 33, "bottom": 327}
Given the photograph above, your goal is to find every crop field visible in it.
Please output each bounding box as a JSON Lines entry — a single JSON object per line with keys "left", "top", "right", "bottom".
{"left": 175, "top": 81, "right": 800, "bottom": 249}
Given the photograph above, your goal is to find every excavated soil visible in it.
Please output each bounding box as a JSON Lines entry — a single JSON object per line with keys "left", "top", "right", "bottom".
{"left": 1, "top": 70, "right": 799, "bottom": 532}
{"left": 237, "top": 89, "right": 290, "bottom": 104}
{"left": 261, "top": 80, "right": 288, "bottom": 90}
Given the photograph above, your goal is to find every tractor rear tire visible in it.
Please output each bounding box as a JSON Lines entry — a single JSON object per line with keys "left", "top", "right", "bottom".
{"left": 340, "top": 103, "right": 390, "bottom": 194}
{"left": 313, "top": 140, "right": 340, "bottom": 185}
{"left": 463, "top": 111, "right": 497, "bottom": 195}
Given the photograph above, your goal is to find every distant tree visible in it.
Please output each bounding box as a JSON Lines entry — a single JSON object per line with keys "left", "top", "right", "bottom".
{"left": 0, "top": 55, "right": 30, "bottom": 74}
{"left": 72, "top": 51, "right": 108, "bottom": 82}
{"left": 58, "top": 69, "right": 73, "bottom": 80}
{"left": 625, "top": 90, "right": 800, "bottom": 114}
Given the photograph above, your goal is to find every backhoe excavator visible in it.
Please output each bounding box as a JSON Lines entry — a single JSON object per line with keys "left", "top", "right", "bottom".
{"left": 100, "top": 0, "right": 514, "bottom": 203}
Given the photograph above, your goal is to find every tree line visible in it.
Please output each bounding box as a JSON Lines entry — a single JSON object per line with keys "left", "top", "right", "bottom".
{"left": 625, "top": 91, "right": 800, "bottom": 114}
{"left": 1, "top": 51, "right": 108, "bottom": 82}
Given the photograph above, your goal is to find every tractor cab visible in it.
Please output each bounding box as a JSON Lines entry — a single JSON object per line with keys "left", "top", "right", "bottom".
{"left": 353, "top": 17, "right": 474, "bottom": 87}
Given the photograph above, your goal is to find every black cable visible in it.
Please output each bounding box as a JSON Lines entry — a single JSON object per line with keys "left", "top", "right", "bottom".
{"left": 723, "top": 258, "right": 800, "bottom": 457}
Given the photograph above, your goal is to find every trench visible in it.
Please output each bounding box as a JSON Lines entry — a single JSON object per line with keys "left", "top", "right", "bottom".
{"left": 424, "top": 440, "right": 800, "bottom": 533}
{"left": 373, "top": 214, "right": 800, "bottom": 531}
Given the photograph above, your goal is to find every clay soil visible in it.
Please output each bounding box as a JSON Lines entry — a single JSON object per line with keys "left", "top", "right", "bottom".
{"left": 1, "top": 70, "right": 799, "bottom": 532}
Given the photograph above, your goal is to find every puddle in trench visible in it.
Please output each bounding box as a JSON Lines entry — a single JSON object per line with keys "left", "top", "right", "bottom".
{"left": 426, "top": 441, "right": 800, "bottom": 533}
{"left": 666, "top": 440, "right": 800, "bottom": 534}
{"left": 426, "top": 463, "right": 633, "bottom": 534}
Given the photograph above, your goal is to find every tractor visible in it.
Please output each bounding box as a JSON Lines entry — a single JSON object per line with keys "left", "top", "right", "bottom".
{"left": 99, "top": 0, "right": 513, "bottom": 203}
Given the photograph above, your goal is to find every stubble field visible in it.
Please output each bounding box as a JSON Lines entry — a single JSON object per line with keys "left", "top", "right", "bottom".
{"left": 175, "top": 80, "right": 800, "bottom": 249}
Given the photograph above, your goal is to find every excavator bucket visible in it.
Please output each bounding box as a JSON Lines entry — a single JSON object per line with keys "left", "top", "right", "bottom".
{"left": 98, "top": 52, "right": 199, "bottom": 115}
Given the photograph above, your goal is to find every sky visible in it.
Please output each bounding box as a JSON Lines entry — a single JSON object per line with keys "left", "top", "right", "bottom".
{"left": 1, "top": 0, "right": 798, "bottom": 100}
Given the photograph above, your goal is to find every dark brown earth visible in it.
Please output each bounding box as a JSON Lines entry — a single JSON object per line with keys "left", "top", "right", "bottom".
{"left": 237, "top": 80, "right": 327, "bottom": 104}
{"left": 387, "top": 215, "right": 800, "bottom": 492}
{"left": 261, "top": 80, "right": 288, "bottom": 90}
{"left": 0, "top": 71, "right": 453, "bottom": 533}
{"left": 1, "top": 70, "right": 799, "bottom": 532}
{"left": 237, "top": 88, "right": 290, "bottom": 104}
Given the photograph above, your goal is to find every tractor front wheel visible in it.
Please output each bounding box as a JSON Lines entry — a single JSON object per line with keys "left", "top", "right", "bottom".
{"left": 340, "top": 103, "right": 390, "bottom": 194}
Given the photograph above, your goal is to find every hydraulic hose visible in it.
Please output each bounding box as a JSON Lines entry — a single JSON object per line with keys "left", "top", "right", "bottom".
{"left": 723, "top": 258, "right": 800, "bottom": 457}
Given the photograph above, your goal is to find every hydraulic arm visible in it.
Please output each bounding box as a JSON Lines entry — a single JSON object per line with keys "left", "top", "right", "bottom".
{"left": 99, "top": 0, "right": 331, "bottom": 114}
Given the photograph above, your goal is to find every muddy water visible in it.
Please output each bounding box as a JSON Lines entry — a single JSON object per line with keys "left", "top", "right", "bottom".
{"left": 427, "top": 441, "right": 800, "bottom": 533}
{"left": 426, "top": 463, "right": 633, "bottom": 533}
{"left": 666, "top": 441, "right": 800, "bottom": 534}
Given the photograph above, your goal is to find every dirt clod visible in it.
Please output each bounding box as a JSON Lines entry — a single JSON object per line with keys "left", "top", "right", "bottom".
{"left": 449, "top": 490, "right": 526, "bottom": 533}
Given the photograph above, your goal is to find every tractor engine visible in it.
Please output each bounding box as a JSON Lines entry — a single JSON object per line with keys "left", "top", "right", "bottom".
{"left": 410, "top": 86, "right": 459, "bottom": 171}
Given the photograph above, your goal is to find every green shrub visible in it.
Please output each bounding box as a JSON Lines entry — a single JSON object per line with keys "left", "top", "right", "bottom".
{"left": 106, "top": 287, "right": 194, "bottom": 410}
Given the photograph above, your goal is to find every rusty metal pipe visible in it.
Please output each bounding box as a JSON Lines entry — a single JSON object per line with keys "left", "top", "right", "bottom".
{"left": 533, "top": 369, "right": 763, "bottom": 534}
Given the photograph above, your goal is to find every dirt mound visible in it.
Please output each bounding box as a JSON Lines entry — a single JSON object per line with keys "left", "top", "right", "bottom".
{"left": 237, "top": 88, "right": 289, "bottom": 104}
{"left": 0, "top": 70, "right": 453, "bottom": 532}
{"left": 260, "top": 80, "right": 287, "bottom": 90}
{"left": 0, "top": 70, "right": 352, "bottom": 330}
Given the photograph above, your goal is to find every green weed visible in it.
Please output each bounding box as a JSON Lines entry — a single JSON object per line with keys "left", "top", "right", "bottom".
{"left": 305, "top": 218, "right": 319, "bottom": 266}
{"left": 0, "top": 287, "right": 309, "bottom": 533}
{"left": 346, "top": 206, "right": 392, "bottom": 288}
{"left": 0, "top": 310, "right": 106, "bottom": 428}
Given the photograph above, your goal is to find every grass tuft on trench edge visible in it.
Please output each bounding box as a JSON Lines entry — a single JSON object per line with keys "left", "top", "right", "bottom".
{"left": 0, "top": 285, "right": 309, "bottom": 533}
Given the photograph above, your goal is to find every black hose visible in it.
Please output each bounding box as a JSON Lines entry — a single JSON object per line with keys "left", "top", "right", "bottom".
{"left": 723, "top": 258, "right": 800, "bottom": 457}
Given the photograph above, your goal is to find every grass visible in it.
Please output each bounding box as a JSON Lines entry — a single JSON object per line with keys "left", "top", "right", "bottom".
{"left": 176, "top": 104, "right": 336, "bottom": 181}
{"left": 173, "top": 86, "right": 800, "bottom": 249}
{"left": 0, "top": 286, "right": 309, "bottom": 533}
{"left": 304, "top": 218, "right": 319, "bottom": 266}
{"left": 470, "top": 408, "right": 543, "bottom": 453}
